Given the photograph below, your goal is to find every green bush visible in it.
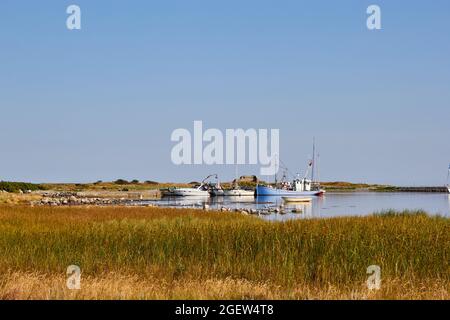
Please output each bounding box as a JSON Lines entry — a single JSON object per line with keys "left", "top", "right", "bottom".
{"left": 0, "top": 181, "right": 46, "bottom": 193}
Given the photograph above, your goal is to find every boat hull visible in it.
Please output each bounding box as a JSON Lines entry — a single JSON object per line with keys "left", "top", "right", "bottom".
{"left": 223, "top": 189, "right": 255, "bottom": 197}
{"left": 161, "top": 188, "right": 209, "bottom": 197}
{"left": 282, "top": 197, "right": 312, "bottom": 203}
{"left": 210, "top": 189, "right": 225, "bottom": 197}
{"left": 256, "top": 185, "right": 325, "bottom": 197}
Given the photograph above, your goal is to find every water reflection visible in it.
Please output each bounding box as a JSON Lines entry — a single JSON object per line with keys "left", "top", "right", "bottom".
{"left": 146, "top": 192, "right": 450, "bottom": 221}
{"left": 448, "top": 195, "right": 450, "bottom": 216}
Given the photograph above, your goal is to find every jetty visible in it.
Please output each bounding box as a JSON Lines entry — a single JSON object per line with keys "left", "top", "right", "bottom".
{"left": 392, "top": 186, "right": 448, "bottom": 193}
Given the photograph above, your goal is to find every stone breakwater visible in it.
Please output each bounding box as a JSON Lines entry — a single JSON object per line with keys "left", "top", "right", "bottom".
{"left": 212, "top": 205, "right": 301, "bottom": 216}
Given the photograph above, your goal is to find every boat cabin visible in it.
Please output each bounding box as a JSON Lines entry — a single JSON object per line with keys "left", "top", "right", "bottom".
{"left": 293, "top": 178, "right": 312, "bottom": 192}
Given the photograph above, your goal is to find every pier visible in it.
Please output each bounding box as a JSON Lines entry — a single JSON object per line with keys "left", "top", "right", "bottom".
{"left": 393, "top": 186, "right": 448, "bottom": 193}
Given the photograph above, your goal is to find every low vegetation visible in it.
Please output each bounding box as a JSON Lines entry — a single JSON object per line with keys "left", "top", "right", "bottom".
{"left": 39, "top": 180, "right": 398, "bottom": 193}
{"left": 0, "top": 206, "right": 447, "bottom": 299}
{"left": 0, "top": 181, "right": 46, "bottom": 193}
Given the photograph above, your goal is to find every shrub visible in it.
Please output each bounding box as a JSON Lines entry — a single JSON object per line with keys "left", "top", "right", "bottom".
{"left": 0, "top": 181, "right": 46, "bottom": 193}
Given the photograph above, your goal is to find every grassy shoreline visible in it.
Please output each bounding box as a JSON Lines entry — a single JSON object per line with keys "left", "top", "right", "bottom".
{"left": 0, "top": 205, "right": 448, "bottom": 299}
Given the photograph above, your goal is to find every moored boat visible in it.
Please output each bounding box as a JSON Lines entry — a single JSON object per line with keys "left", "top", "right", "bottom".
{"left": 256, "top": 183, "right": 325, "bottom": 196}
{"left": 223, "top": 188, "right": 255, "bottom": 197}
{"left": 161, "top": 186, "right": 209, "bottom": 197}
{"left": 161, "top": 174, "right": 218, "bottom": 197}
{"left": 256, "top": 139, "right": 325, "bottom": 197}
{"left": 222, "top": 165, "right": 255, "bottom": 197}
{"left": 282, "top": 196, "right": 313, "bottom": 203}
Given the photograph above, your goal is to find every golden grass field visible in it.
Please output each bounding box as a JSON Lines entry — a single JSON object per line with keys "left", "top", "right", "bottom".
{"left": 0, "top": 205, "right": 448, "bottom": 300}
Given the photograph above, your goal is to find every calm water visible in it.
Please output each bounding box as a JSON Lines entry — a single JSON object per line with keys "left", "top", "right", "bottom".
{"left": 145, "top": 192, "right": 450, "bottom": 221}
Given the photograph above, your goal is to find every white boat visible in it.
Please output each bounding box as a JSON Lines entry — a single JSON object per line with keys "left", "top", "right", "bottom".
{"left": 223, "top": 189, "right": 255, "bottom": 197}
{"left": 161, "top": 174, "right": 217, "bottom": 197}
{"left": 207, "top": 175, "right": 226, "bottom": 197}
{"left": 222, "top": 165, "right": 255, "bottom": 197}
{"left": 161, "top": 186, "right": 209, "bottom": 197}
{"left": 282, "top": 197, "right": 312, "bottom": 203}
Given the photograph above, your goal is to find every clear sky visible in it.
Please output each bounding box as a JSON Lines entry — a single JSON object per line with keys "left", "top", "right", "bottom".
{"left": 0, "top": 0, "right": 449, "bottom": 186}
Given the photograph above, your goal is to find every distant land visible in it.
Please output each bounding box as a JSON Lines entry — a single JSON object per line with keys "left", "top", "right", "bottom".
{"left": 0, "top": 180, "right": 448, "bottom": 194}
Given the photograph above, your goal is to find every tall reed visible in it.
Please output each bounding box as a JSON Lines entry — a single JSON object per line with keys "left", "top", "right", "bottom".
{"left": 0, "top": 206, "right": 448, "bottom": 292}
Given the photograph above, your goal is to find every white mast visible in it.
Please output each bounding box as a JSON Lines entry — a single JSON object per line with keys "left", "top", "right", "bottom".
{"left": 447, "top": 164, "right": 450, "bottom": 193}
{"left": 317, "top": 152, "right": 321, "bottom": 186}
{"left": 447, "top": 163, "right": 450, "bottom": 185}
{"left": 274, "top": 153, "right": 278, "bottom": 185}
{"left": 311, "top": 137, "right": 316, "bottom": 183}
{"left": 234, "top": 164, "right": 239, "bottom": 189}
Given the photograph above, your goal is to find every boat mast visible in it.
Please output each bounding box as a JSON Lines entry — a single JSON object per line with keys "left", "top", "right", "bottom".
{"left": 317, "top": 152, "right": 320, "bottom": 186}
{"left": 274, "top": 153, "right": 278, "bottom": 185}
{"left": 447, "top": 163, "right": 450, "bottom": 185}
{"left": 234, "top": 164, "right": 239, "bottom": 189}
{"left": 311, "top": 137, "right": 315, "bottom": 183}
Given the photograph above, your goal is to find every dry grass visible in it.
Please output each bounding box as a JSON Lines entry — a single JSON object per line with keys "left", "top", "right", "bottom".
{"left": 0, "top": 205, "right": 448, "bottom": 300}
{"left": 0, "top": 193, "right": 42, "bottom": 205}
{"left": 0, "top": 272, "right": 447, "bottom": 300}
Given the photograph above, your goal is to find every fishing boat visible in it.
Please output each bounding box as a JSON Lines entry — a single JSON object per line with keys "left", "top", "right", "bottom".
{"left": 282, "top": 197, "right": 312, "bottom": 203}
{"left": 256, "top": 139, "right": 325, "bottom": 197}
{"left": 256, "top": 181, "right": 325, "bottom": 196}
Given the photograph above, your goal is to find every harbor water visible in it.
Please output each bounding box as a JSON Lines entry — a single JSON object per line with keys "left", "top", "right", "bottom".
{"left": 145, "top": 192, "right": 450, "bottom": 221}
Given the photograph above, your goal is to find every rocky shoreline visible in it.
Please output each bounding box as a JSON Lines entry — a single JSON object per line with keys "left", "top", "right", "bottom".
{"left": 31, "top": 192, "right": 154, "bottom": 207}
{"left": 23, "top": 190, "right": 305, "bottom": 216}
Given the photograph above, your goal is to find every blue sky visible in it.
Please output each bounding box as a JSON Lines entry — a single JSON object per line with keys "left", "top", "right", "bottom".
{"left": 0, "top": 0, "right": 449, "bottom": 185}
